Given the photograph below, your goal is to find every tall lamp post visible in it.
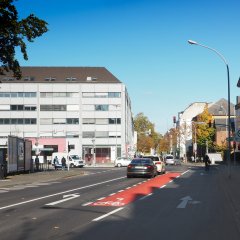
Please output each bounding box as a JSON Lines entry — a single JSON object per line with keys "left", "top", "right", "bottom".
{"left": 188, "top": 40, "right": 231, "bottom": 177}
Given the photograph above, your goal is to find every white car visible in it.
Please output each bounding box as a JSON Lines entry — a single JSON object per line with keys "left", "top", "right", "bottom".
{"left": 115, "top": 157, "right": 132, "bottom": 167}
{"left": 142, "top": 155, "right": 166, "bottom": 174}
{"left": 165, "top": 155, "right": 176, "bottom": 165}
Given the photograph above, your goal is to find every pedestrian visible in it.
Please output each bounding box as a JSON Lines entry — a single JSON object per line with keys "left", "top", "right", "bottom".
{"left": 191, "top": 155, "right": 194, "bottom": 162}
{"left": 61, "top": 156, "right": 66, "bottom": 170}
{"left": 35, "top": 156, "right": 40, "bottom": 171}
{"left": 53, "top": 156, "right": 59, "bottom": 170}
{"left": 204, "top": 154, "right": 211, "bottom": 171}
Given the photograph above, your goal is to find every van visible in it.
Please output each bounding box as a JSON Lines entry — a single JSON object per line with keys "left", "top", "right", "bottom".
{"left": 51, "top": 152, "right": 85, "bottom": 168}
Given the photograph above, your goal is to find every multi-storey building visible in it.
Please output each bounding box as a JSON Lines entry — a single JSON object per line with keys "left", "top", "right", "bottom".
{"left": 0, "top": 67, "right": 134, "bottom": 164}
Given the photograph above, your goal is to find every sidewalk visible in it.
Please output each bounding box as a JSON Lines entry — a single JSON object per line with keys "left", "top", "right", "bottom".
{"left": 0, "top": 163, "right": 115, "bottom": 188}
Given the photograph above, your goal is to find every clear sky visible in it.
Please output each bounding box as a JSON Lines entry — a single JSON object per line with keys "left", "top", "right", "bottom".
{"left": 15, "top": 0, "right": 240, "bottom": 134}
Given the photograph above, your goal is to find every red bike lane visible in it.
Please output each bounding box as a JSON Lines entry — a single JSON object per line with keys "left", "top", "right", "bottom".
{"left": 91, "top": 172, "right": 181, "bottom": 207}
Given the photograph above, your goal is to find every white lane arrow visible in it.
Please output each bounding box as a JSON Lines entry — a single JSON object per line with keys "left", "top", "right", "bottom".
{"left": 177, "top": 196, "right": 192, "bottom": 208}
{"left": 45, "top": 194, "right": 80, "bottom": 206}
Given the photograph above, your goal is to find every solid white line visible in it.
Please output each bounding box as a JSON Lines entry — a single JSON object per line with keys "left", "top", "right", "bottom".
{"left": 0, "top": 176, "right": 125, "bottom": 211}
{"left": 181, "top": 170, "right": 190, "bottom": 175}
{"left": 82, "top": 202, "right": 93, "bottom": 206}
{"left": 118, "top": 190, "right": 124, "bottom": 192}
{"left": 109, "top": 193, "right": 116, "bottom": 196}
{"left": 169, "top": 180, "right": 173, "bottom": 183}
{"left": 92, "top": 207, "right": 125, "bottom": 222}
{"left": 160, "top": 185, "right": 166, "bottom": 189}
{"left": 97, "top": 197, "right": 105, "bottom": 201}
{"left": 139, "top": 193, "right": 153, "bottom": 201}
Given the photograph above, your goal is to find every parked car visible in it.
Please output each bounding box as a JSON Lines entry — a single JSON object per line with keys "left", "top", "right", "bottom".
{"left": 127, "top": 158, "right": 158, "bottom": 178}
{"left": 165, "top": 155, "right": 176, "bottom": 165}
{"left": 51, "top": 152, "right": 85, "bottom": 168}
{"left": 142, "top": 155, "right": 166, "bottom": 174}
{"left": 115, "top": 157, "right": 132, "bottom": 167}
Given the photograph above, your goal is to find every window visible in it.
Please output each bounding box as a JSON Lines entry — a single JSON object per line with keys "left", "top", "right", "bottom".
{"left": 82, "top": 92, "right": 95, "bottom": 98}
{"left": 95, "top": 131, "right": 109, "bottom": 138}
{"left": 82, "top": 105, "right": 94, "bottom": 111}
{"left": 40, "top": 118, "right": 52, "bottom": 125}
{"left": 95, "top": 118, "right": 108, "bottom": 124}
{"left": 67, "top": 105, "right": 79, "bottom": 111}
{"left": 53, "top": 118, "right": 66, "bottom": 124}
{"left": 95, "top": 105, "right": 108, "bottom": 111}
{"left": 95, "top": 92, "right": 108, "bottom": 98}
{"left": 66, "top": 118, "right": 79, "bottom": 124}
{"left": 82, "top": 118, "right": 95, "bottom": 124}
{"left": 83, "top": 132, "right": 95, "bottom": 138}
{"left": 0, "top": 118, "right": 36, "bottom": 125}
{"left": 0, "top": 105, "right": 10, "bottom": 110}
{"left": 40, "top": 105, "right": 66, "bottom": 111}
{"left": 109, "top": 118, "right": 121, "bottom": 124}
{"left": 108, "top": 92, "right": 121, "bottom": 98}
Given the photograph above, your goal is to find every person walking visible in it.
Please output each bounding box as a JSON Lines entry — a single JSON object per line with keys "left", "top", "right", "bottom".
{"left": 204, "top": 154, "right": 211, "bottom": 171}
{"left": 61, "top": 156, "right": 66, "bottom": 170}
{"left": 35, "top": 156, "right": 40, "bottom": 172}
{"left": 53, "top": 156, "right": 59, "bottom": 170}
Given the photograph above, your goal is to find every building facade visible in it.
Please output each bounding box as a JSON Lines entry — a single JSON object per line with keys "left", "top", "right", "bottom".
{"left": 0, "top": 67, "right": 134, "bottom": 163}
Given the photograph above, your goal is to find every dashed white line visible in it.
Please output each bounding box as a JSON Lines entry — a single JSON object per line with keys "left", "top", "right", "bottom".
{"left": 92, "top": 207, "right": 125, "bottom": 222}
{"left": 160, "top": 185, "right": 166, "bottom": 189}
{"left": 82, "top": 202, "right": 93, "bottom": 206}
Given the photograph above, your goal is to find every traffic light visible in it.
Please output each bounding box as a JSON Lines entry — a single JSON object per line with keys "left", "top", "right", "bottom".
{"left": 173, "top": 116, "right": 176, "bottom": 124}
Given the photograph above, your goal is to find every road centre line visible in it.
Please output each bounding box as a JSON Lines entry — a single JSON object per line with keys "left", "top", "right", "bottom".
{"left": 92, "top": 207, "right": 125, "bottom": 222}
{"left": 0, "top": 176, "right": 125, "bottom": 211}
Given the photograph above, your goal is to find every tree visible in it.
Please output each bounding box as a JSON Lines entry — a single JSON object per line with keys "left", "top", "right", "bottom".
{"left": 194, "top": 104, "right": 216, "bottom": 151}
{"left": 0, "top": 0, "right": 48, "bottom": 79}
{"left": 134, "top": 113, "right": 161, "bottom": 154}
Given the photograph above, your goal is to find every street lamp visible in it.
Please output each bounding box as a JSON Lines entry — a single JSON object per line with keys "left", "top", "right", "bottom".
{"left": 188, "top": 40, "right": 231, "bottom": 177}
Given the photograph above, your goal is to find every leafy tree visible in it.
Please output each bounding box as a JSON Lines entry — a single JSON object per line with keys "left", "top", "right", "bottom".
{"left": 194, "top": 104, "right": 216, "bottom": 150}
{"left": 0, "top": 0, "right": 48, "bottom": 79}
{"left": 134, "top": 112, "right": 161, "bottom": 153}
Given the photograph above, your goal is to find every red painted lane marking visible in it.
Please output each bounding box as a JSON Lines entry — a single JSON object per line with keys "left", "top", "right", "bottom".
{"left": 91, "top": 172, "right": 181, "bottom": 207}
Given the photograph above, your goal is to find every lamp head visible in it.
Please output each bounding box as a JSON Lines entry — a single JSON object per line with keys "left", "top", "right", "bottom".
{"left": 188, "top": 40, "right": 198, "bottom": 45}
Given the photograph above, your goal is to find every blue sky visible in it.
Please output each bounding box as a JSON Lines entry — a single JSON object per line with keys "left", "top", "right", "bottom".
{"left": 15, "top": 0, "right": 240, "bottom": 134}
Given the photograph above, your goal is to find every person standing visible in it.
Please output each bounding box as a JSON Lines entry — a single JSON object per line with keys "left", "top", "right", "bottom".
{"left": 204, "top": 154, "right": 211, "bottom": 171}
{"left": 35, "top": 156, "right": 40, "bottom": 171}
{"left": 61, "top": 156, "right": 66, "bottom": 170}
{"left": 53, "top": 156, "right": 59, "bottom": 170}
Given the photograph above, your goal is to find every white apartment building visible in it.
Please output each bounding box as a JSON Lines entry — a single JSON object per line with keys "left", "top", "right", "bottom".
{"left": 0, "top": 67, "right": 134, "bottom": 164}
{"left": 177, "top": 102, "right": 207, "bottom": 159}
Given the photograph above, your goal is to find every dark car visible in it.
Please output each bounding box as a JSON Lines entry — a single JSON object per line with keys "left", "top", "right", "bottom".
{"left": 127, "top": 158, "right": 158, "bottom": 178}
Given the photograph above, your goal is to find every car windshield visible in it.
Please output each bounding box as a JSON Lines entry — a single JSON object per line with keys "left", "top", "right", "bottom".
{"left": 131, "top": 159, "right": 152, "bottom": 165}
{"left": 71, "top": 155, "right": 80, "bottom": 160}
{"left": 143, "top": 156, "right": 159, "bottom": 161}
{"left": 166, "top": 156, "right": 173, "bottom": 159}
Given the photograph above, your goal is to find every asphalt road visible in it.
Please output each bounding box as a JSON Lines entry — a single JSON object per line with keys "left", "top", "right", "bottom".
{"left": 0, "top": 164, "right": 239, "bottom": 240}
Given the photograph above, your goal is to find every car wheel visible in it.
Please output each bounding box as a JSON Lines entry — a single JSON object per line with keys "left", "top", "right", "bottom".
{"left": 127, "top": 175, "right": 131, "bottom": 178}
{"left": 117, "top": 163, "right": 122, "bottom": 167}
{"left": 70, "top": 163, "right": 74, "bottom": 168}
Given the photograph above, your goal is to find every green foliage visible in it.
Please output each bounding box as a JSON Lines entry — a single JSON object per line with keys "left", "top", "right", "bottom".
{"left": 0, "top": 0, "right": 48, "bottom": 79}
{"left": 134, "top": 112, "right": 162, "bottom": 153}
{"left": 195, "top": 104, "right": 216, "bottom": 148}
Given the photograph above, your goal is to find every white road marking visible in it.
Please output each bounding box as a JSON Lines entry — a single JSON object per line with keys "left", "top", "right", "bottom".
{"left": 92, "top": 207, "right": 125, "bottom": 221}
{"left": 139, "top": 193, "right": 153, "bottom": 201}
{"left": 46, "top": 194, "right": 80, "bottom": 206}
{"left": 177, "top": 196, "right": 192, "bottom": 208}
{"left": 82, "top": 202, "right": 93, "bottom": 206}
{"left": 0, "top": 176, "right": 125, "bottom": 211}
{"left": 160, "top": 185, "right": 166, "bottom": 189}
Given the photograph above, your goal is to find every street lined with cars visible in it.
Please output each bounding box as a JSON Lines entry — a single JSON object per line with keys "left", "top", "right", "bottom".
{"left": 1, "top": 163, "right": 239, "bottom": 240}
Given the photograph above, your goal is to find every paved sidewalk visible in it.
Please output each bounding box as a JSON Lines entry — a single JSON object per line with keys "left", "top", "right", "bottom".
{"left": 0, "top": 163, "right": 115, "bottom": 188}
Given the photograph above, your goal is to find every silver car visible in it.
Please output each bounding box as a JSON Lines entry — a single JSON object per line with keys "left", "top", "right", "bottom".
{"left": 115, "top": 157, "right": 132, "bottom": 167}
